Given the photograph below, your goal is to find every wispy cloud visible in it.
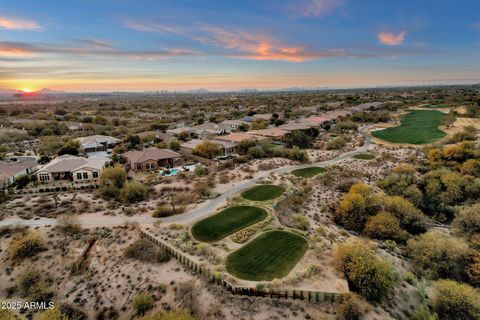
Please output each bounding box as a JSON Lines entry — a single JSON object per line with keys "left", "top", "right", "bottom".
{"left": 0, "top": 15, "right": 41, "bottom": 30}
{"left": 123, "top": 20, "right": 367, "bottom": 62}
{"left": 378, "top": 31, "right": 406, "bottom": 46}
{"left": 0, "top": 41, "right": 197, "bottom": 60}
{"left": 290, "top": 0, "right": 344, "bottom": 18}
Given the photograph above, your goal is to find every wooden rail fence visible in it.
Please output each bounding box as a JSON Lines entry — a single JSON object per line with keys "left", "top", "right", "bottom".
{"left": 141, "top": 230, "right": 343, "bottom": 303}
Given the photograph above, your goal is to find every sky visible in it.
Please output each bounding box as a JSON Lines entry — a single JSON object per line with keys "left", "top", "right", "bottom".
{"left": 0, "top": 0, "right": 479, "bottom": 92}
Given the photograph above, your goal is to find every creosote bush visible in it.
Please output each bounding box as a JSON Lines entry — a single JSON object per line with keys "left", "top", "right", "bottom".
{"left": 432, "top": 279, "right": 480, "bottom": 320}
{"left": 132, "top": 292, "right": 154, "bottom": 316}
{"left": 8, "top": 231, "right": 46, "bottom": 260}
{"left": 124, "top": 238, "right": 170, "bottom": 263}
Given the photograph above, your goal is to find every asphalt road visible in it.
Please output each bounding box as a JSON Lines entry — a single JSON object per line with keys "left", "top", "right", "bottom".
{"left": 0, "top": 127, "right": 371, "bottom": 228}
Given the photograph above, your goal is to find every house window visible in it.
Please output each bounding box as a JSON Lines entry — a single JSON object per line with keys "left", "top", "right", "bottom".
{"left": 135, "top": 164, "right": 142, "bottom": 170}
{"left": 93, "top": 172, "right": 99, "bottom": 179}
{"left": 76, "top": 173, "right": 82, "bottom": 180}
{"left": 83, "top": 172, "right": 88, "bottom": 179}
{"left": 39, "top": 173, "right": 50, "bottom": 182}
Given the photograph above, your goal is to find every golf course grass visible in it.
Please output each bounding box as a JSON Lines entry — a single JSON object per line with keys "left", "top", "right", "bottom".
{"left": 353, "top": 153, "right": 376, "bottom": 160}
{"left": 241, "top": 184, "right": 285, "bottom": 201}
{"left": 372, "top": 109, "right": 447, "bottom": 144}
{"left": 226, "top": 230, "right": 308, "bottom": 281}
{"left": 291, "top": 167, "right": 326, "bottom": 178}
{"left": 192, "top": 206, "right": 268, "bottom": 242}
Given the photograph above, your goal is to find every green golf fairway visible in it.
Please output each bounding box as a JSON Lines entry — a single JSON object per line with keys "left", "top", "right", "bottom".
{"left": 291, "top": 167, "right": 326, "bottom": 178}
{"left": 226, "top": 230, "right": 308, "bottom": 281}
{"left": 372, "top": 109, "right": 446, "bottom": 144}
{"left": 241, "top": 184, "right": 285, "bottom": 201}
{"left": 192, "top": 206, "right": 268, "bottom": 242}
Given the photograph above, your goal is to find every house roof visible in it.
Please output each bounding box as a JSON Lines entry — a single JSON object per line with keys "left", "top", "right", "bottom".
{"left": 216, "top": 132, "right": 267, "bottom": 143}
{"left": 38, "top": 155, "right": 108, "bottom": 174}
{"left": 76, "top": 135, "right": 120, "bottom": 149}
{"left": 0, "top": 157, "right": 37, "bottom": 182}
{"left": 251, "top": 128, "right": 289, "bottom": 138}
{"left": 123, "top": 147, "right": 182, "bottom": 164}
{"left": 278, "top": 122, "right": 314, "bottom": 132}
{"left": 180, "top": 139, "right": 204, "bottom": 150}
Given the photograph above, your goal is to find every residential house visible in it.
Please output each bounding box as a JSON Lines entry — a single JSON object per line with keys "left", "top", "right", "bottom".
{"left": 219, "top": 119, "right": 245, "bottom": 131}
{"left": 250, "top": 128, "right": 289, "bottom": 141}
{"left": 36, "top": 155, "right": 108, "bottom": 184}
{"left": 123, "top": 147, "right": 183, "bottom": 172}
{"left": 189, "top": 122, "right": 231, "bottom": 138}
{"left": 179, "top": 139, "right": 237, "bottom": 157}
{"left": 0, "top": 157, "right": 38, "bottom": 189}
{"left": 216, "top": 132, "right": 269, "bottom": 144}
{"left": 75, "top": 135, "right": 121, "bottom": 153}
{"left": 278, "top": 122, "right": 316, "bottom": 133}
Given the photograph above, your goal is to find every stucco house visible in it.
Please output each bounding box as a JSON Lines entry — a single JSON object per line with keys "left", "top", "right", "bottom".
{"left": 123, "top": 147, "right": 183, "bottom": 172}
{"left": 0, "top": 157, "right": 38, "bottom": 189}
{"left": 36, "top": 155, "right": 109, "bottom": 184}
{"left": 75, "top": 135, "right": 121, "bottom": 153}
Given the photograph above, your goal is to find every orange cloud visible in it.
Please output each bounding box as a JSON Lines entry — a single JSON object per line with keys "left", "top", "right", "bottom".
{"left": 378, "top": 31, "right": 406, "bottom": 46}
{"left": 0, "top": 16, "right": 41, "bottom": 30}
{"left": 0, "top": 42, "right": 35, "bottom": 57}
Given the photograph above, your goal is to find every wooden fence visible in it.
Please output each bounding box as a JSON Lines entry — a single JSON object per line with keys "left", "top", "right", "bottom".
{"left": 141, "top": 230, "right": 343, "bottom": 303}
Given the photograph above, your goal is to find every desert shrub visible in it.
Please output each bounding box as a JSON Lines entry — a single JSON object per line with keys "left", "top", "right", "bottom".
{"left": 132, "top": 292, "right": 154, "bottom": 316}
{"left": 18, "top": 268, "right": 41, "bottom": 296}
{"left": 176, "top": 281, "right": 201, "bottom": 315}
{"left": 57, "top": 214, "right": 82, "bottom": 235}
{"left": 35, "top": 308, "right": 68, "bottom": 320}
{"left": 326, "top": 136, "right": 347, "bottom": 150}
{"left": 364, "top": 212, "right": 408, "bottom": 242}
{"left": 381, "top": 195, "right": 428, "bottom": 234}
{"left": 193, "top": 141, "right": 220, "bottom": 159}
{"left": 410, "top": 307, "right": 438, "bottom": 320}
{"left": 335, "top": 192, "right": 367, "bottom": 231}
{"left": 124, "top": 238, "right": 170, "bottom": 263}
{"left": 335, "top": 240, "right": 397, "bottom": 301}
{"left": 452, "top": 203, "right": 480, "bottom": 240}
{"left": 8, "top": 231, "right": 46, "bottom": 259}
{"left": 284, "top": 131, "right": 312, "bottom": 149}
{"left": 136, "top": 309, "right": 195, "bottom": 320}
{"left": 152, "top": 204, "right": 186, "bottom": 218}
{"left": 337, "top": 293, "right": 364, "bottom": 320}
{"left": 0, "top": 309, "right": 21, "bottom": 320}
{"left": 407, "top": 231, "right": 469, "bottom": 280}
{"left": 460, "top": 159, "right": 480, "bottom": 177}
{"left": 432, "top": 279, "right": 480, "bottom": 320}
{"left": 292, "top": 214, "right": 310, "bottom": 230}
{"left": 119, "top": 182, "right": 150, "bottom": 203}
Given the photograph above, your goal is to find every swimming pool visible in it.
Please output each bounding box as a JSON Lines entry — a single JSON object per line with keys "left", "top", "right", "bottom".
{"left": 159, "top": 168, "right": 180, "bottom": 176}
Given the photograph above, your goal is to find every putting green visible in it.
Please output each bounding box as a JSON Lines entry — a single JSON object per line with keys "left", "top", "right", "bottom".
{"left": 191, "top": 206, "right": 267, "bottom": 242}
{"left": 226, "top": 230, "right": 308, "bottom": 281}
{"left": 372, "top": 109, "right": 446, "bottom": 144}
{"left": 291, "top": 167, "right": 326, "bottom": 178}
{"left": 241, "top": 184, "right": 285, "bottom": 201}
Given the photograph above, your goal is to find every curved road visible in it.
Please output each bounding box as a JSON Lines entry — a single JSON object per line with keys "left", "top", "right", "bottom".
{"left": 0, "top": 127, "right": 371, "bottom": 228}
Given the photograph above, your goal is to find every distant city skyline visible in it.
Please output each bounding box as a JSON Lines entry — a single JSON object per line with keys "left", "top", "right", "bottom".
{"left": 1, "top": 0, "right": 479, "bottom": 92}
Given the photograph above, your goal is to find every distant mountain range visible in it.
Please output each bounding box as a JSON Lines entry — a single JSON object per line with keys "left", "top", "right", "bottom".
{"left": 0, "top": 88, "right": 66, "bottom": 95}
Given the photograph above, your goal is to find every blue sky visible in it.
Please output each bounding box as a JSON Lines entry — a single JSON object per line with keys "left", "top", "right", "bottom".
{"left": 1, "top": 0, "right": 479, "bottom": 91}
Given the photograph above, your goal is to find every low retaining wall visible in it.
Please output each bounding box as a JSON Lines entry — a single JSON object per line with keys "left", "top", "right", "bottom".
{"left": 13, "top": 183, "right": 99, "bottom": 195}
{"left": 141, "top": 229, "right": 343, "bottom": 303}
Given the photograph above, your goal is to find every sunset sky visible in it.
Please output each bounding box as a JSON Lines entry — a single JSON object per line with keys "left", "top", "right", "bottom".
{"left": 1, "top": 0, "right": 479, "bottom": 92}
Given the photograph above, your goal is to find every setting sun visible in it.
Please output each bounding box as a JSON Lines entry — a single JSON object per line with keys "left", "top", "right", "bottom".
{"left": 22, "top": 87, "right": 32, "bottom": 93}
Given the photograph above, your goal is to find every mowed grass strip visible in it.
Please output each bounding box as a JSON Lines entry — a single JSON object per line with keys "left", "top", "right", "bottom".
{"left": 291, "top": 167, "right": 326, "bottom": 178}
{"left": 226, "top": 230, "right": 308, "bottom": 281}
{"left": 241, "top": 184, "right": 285, "bottom": 201}
{"left": 353, "top": 153, "right": 376, "bottom": 160}
{"left": 372, "top": 109, "right": 447, "bottom": 144}
{"left": 191, "top": 206, "right": 267, "bottom": 242}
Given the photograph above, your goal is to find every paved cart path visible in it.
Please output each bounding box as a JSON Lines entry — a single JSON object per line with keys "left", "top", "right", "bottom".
{"left": 0, "top": 127, "right": 371, "bottom": 228}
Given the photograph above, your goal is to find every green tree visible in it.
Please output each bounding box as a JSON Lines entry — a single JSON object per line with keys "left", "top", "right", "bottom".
{"left": 432, "top": 279, "right": 480, "bottom": 320}
{"left": 284, "top": 131, "right": 312, "bottom": 149}
{"left": 99, "top": 166, "right": 127, "bottom": 199}
{"left": 452, "top": 203, "right": 480, "bottom": 240}
{"left": 57, "top": 139, "right": 80, "bottom": 156}
{"left": 335, "top": 240, "right": 397, "bottom": 301}
{"left": 192, "top": 141, "right": 220, "bottom": 159}
{"left": 120, "top": 182, "right": 150, "bottom": 203}
{"left": 407, "top": 231, "right": 469, "bottom": 280}
{"left": 364, "top": 211, "right": 408, "bottom": 242}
